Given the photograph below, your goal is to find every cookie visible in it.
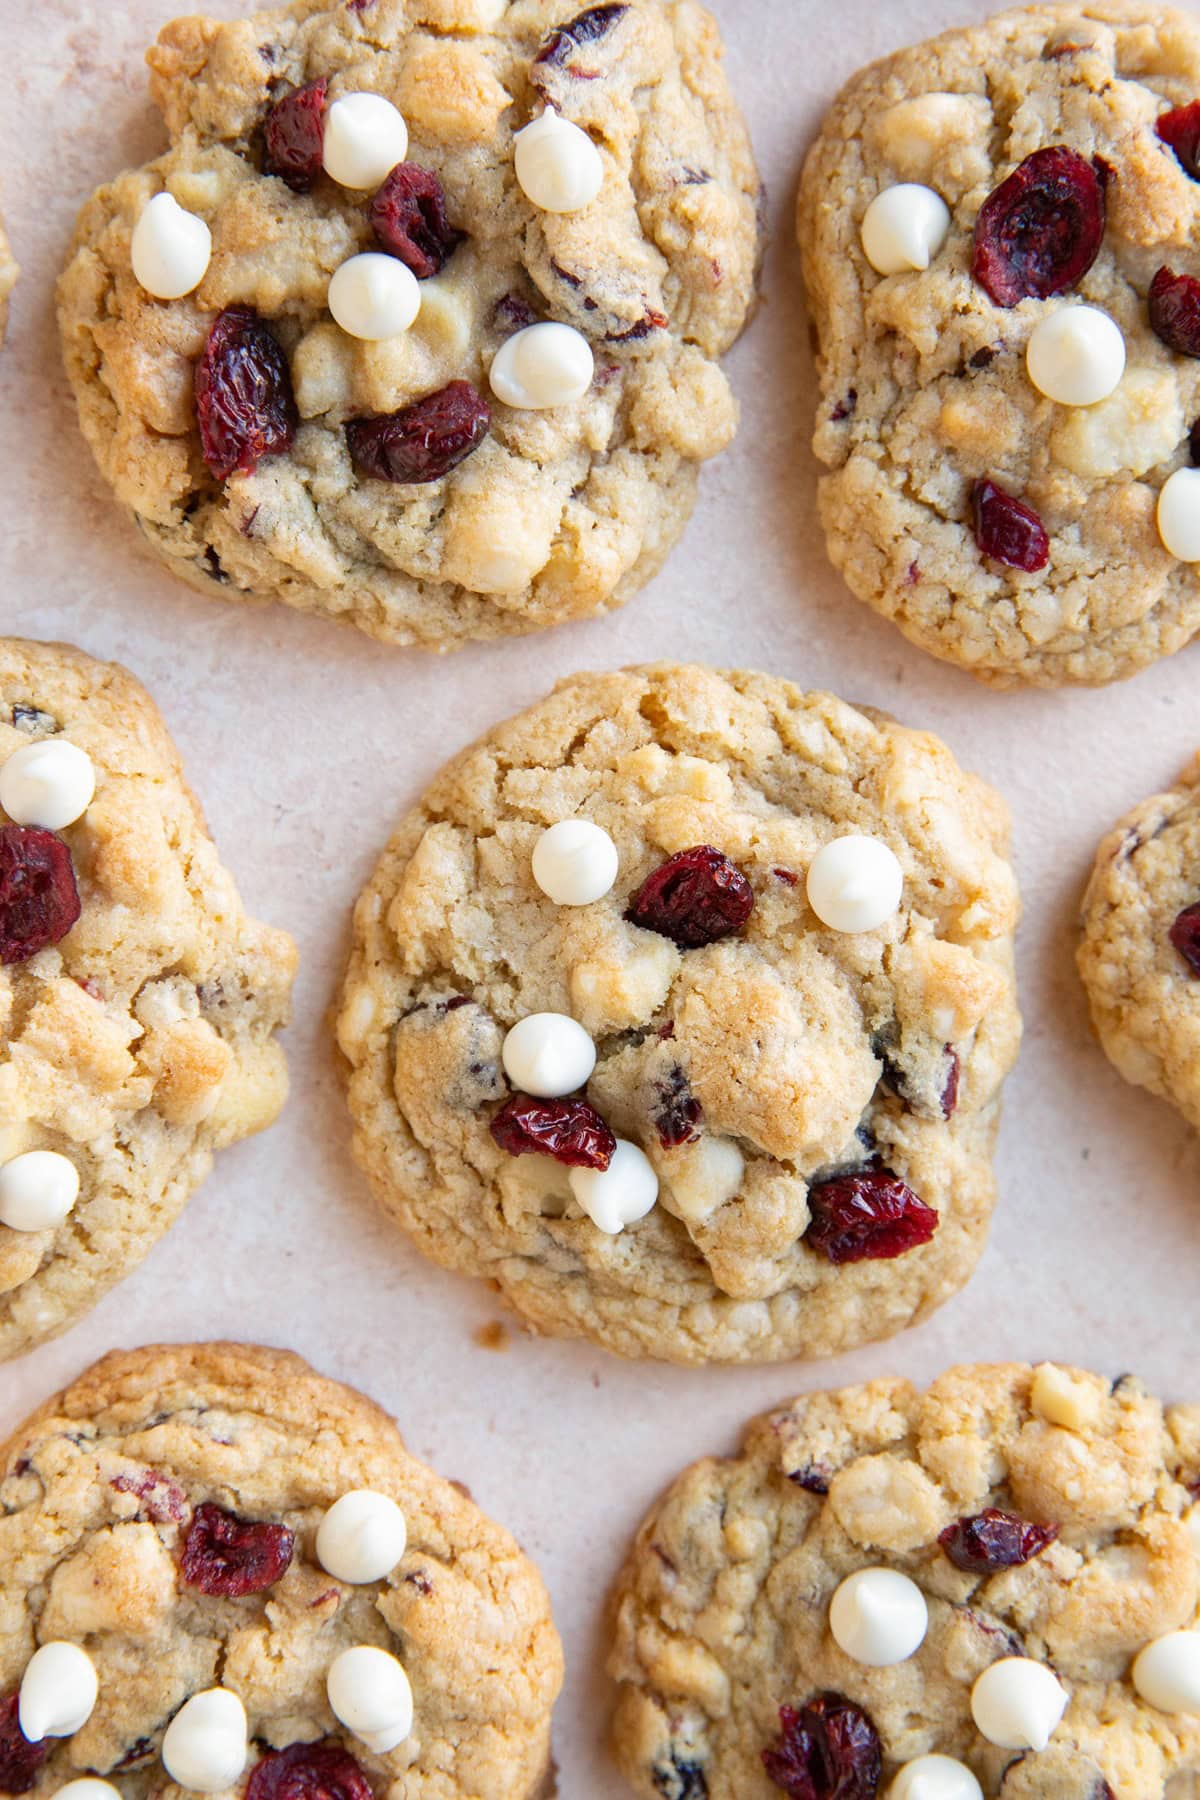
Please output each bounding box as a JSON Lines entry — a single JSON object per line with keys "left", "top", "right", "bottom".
{"left": 0, "top": 640, "right": 295, "bottom": 1360}
{"left": 0, "top": 213, "right": 16, "bottom": 345}
{"left": 1078, "top": 751, "right": 1200, "bottom": 1135}
{"left": 336, "top": 663, "right": 1021, "bottom": 1365}
{"left": 609, "top": 1360, "right": 1200, "bottom": 1799}
{"left": 57, "top": 0, "right": 759, "bottom": 653}
{"left": 0, "top": 1342, "right": 562, "bottom": 1800}
{"left": 798, "top": 1, "right": 1200, "bottom": 689}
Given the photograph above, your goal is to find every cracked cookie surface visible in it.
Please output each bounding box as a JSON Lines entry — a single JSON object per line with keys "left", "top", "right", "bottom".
{"left": 0, "top": 1342, "right": 562, "bottom": 1800}
{"left": 798, "top": 1, "right": 1200, "bottom": 688}
{"left": 337, "top": 664, "right": 1021, "bottom": 1365}
{"left": 609, "top": 1361, "right": 1200, "bottom": 1800}
{"left": 0, "top": 214, "right": 16, "bottom": 346}
{"left": 0, "top": 640, "right": 295, "bottom": 1361}
{"left": 57, "top": 0, "right": 759, "bottom": 652}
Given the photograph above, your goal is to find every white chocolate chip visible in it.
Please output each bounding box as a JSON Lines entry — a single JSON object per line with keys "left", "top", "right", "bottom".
{"left": 0, "top": 740, "right": 95, "bottom": 830}
{"left": 569, "top": 1139, "right": 658, "bottom": 1235}
{"left": 57, "top": 1784, "right": 124, "bottom": 1800}
{"left": 829, "top": 1568, "right": 929, "bottom": 1667}
{"left": 806, "top": 835, "right": 904, "bottom": 934}
{"left": 489, "top": 322, "right": 594, "bottom": 410}
{"left": 532, "top": 820, "right": 619, "bottom": 905}
{"left": 18, "top": 1643, "right": 99, "bottom": 1741}
{"left": 1157, "top": 467, "right": 1200, "bottom": 561}
{"left": 0, "top": 1151, "right": 80, "bottom": 1232}
{"left": 890, "top": 1756, "right": 983, "bottom": 1800}
{"left": 162, "top": 1689, "right": 248, "bottom": 1793}
{"left": 502, "top": 1013, "right": 596, "bottom": 1097}
{"left": 323, "top": 93, "right": 409, "bottom": 189}
{"left": 970, "top": 1658, "right": 1068, "bottom": 1751}
{"left": 514, "top": 110, "right": 603, "bottom": 213}
{"left": 1026, "top": 305, "right": 1125, "bottom": 407}
{"left": 328, "top": 253, "right": 421, "bottom": 341}
{"left": 1132, "top": 1630, "right": 1200, "bottom": 1714}
{"left": 316, "top": 1491, "right": 407, "bottom": 1585}
{"left": 1031, "top": 1363, "right": 1101, "bottom": 1433}
{"left": 660, "top": 1135, "right": 744, "bottom": 1226}
{"left": 131, "top": 193, "right": 212, "bottom": 300}
{"left": 860, "top": 184, "right": 951, "bottom": 275}
{"left": 326, "top": 1646, "right": 414, "bottom": 1754}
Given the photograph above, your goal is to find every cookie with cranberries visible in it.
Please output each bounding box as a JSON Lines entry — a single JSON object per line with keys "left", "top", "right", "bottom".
{"left": 0, "top": 639, "right": 294, "bottom": 1361}
{"left": 610, "top": 1361, "right": 1200, "bottom": 1797}
{"left": 337, "top": 664, "right": 1021, "bottom": 1364}
{"left": 0, "top": 1345, "right": 561, "bottom": 1800}
{"left": 799, "top": 3, "right": 1200, "bottom": 687}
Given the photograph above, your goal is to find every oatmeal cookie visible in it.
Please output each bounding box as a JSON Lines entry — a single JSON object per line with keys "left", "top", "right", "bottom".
{"left": 0, "top": 213, "right": 16, "bottom": 345}
{"left": 610, "top": 1361, "right": 1200, "bottom": 1800}
{"left": 0, "top": 639, "right": 295, "bottom": 1360}
{"left": 0, "top": 1342, "right": 562, "bottom": 1800}
{"left": 798, "top": 1, "right": 1200, "bottom": 688}
{"left": 336, "top": 664, "right": 1021, "bottom": 1365}
{"left": 58, "top": 0, "right": 759, "bottom": 652}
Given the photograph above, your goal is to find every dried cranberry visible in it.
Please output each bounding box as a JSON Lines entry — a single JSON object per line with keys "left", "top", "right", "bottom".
{"left": 533, "top": 3, "right": 629, "bottom": 70}
{"left": 1170, "top": 903, "right": 1200, "bottom": 975}
{"left": 180, "top": 1501, "right": 295, "bottom": 1596}
{"left": 195, "top": 307, "right": 297, "bottom": 481}
{"left": 972, "top": 147, "right": 1106, "bottom": 306}
{"left": 762, "top": 1695, "right": 881, "bottom": 1800}
{"left": 0, "top": 1693, "right": 49, "bottom": 1796}
{"left": 972, "top": 479, "right": 1050, "bottom": 572}
{"left": 490, "top": 1093, "right": 615, "bottom": 1169}
{"left": 110, "top": 1468, "right": 187, "bottom": 1523}
{"left": 788, "top": 1464, "right": 832, "bottom": 1495}
{"left": 652, "top": 1756, "right": 708, "bottom": 1800}
{"left": 625, "top": 846, "right": 754, "bottom": 949}
{"left": 0, "top": 825, "right": 81, "bottom": 965}
{"left": 805, "top": 1168, "right": 938, "bottom": 1264}
{"left": 941, "top": 1049, "right": 961, "bottom": 1119}
{"left": 1148, "top": 266, "right": 1200, "bottom": 357}
{"left": 654, "top": 1067, "right": 702, "bottom": 1147}
{"left": 347, "top": 381, "right": 491, "bottom": 484}
{"left": 1158, "top": 101, "right": 1200, "bottom": 180}
{"left": 369, "top": 165, "right": 463, "bottom": 278}
{"left": 246, "top": 1742, "right": 373, "bottom": 1800}
{"left": 263, "top": 80, "right": 328, "bottom": 192}
{"left": 939, "top": 1508, "right": 1059, "bottom": 1574}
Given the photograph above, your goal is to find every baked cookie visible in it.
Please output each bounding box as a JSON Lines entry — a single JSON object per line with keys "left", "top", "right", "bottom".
{"left": 610, "top": 1360, "right": 1200, "bottom": 1800}
{"left": 337, "top": 664, "right": 1021, "bottom": 1365}
{"left": 798, "top": 1, "right": 1200, "bottom": 689}
{"left": 1078, "top": 752, "right": 1200, "bottom": 1134}
{"left": 0, "top": 213, "right": 16, "bottom": 346}
{"left": 0, "top": 640, "right": 295, "bottom": 1360}
{"left": 0, "top": 1342, "right": 562, "bottom": 1800}
{"left": 57, "top": 0, "right": 759, "bottom": 652}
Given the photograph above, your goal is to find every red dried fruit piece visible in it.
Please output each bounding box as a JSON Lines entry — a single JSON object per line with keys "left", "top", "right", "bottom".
{"left": 1149, "top": 266, "right": 1200, "bottom": 357}
{"left": 972, "top": 146, "right": 1106, "bottom": 306}
{"left": 110, "top": 1468, "right": 187, "bottom": 1523}
{"left": 533, "top": 3, "right": 629, "bottom": 71}
{"left": 246, "top": 1742, "right": 374, "bottom": 1800}
{"left": 180, "top": 1501, "right": 295, "bottom": 1596}
{"left": 1170, "top": 903, "right": 1200, "bottom": 976}
{"left": 0, "top": 1693, "right": 49, "bottom": 1796}
{"left": 195, "top": 306, "right": 298, "bottom": 482}
{"left": 263, "top": 79, "right": 328, "bottom": 192}
{"left": 0, "top": 825, "right": 81, "bottom": 965}
{"left": 973, "top": 479, "right": 1050, "bottom": 572}
{"left": 491, "top": 1093, "right": 615, "bottom": 1169}
{"left": 1158, "top": 101, "right": 1200, "bottom": 180}
{"left": 763, "top": 1694, "right": 881, "bottom": 1800}
{"left": 654, "top": 1067, "right": 702, "bottom": 1147}
{"left": 625, "top": 846, "right": 755, "bottom": 949}
{"left": 939, "top": 1508, "right": 1059, "bottom": 1574}
{"left": 805, "top": 1168, "right": 938, "bottom": 1264}
{"left": 347, "top": 381, "right": 491, "bottom": 484}
{"left": 369, "top": 164, "right": 464, "bottom": 278}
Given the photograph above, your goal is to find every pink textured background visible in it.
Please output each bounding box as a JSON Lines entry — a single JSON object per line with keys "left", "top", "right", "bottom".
{"left": 3, "top": 1, "right": 1200, "bottom": 1791}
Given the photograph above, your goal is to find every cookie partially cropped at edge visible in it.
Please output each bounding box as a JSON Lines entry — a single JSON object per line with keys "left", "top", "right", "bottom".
{"left": 0, "top": 640, "right": 295, "bottom": 1360}
{"left": 610, "top": 1361, "right": 1200, "bottom": 1799}
{"left": 0, "top": 213, "right": 16, "bottom": 345}
{"left": 1079, "top": 752, "right": 1200, "bottom": 1134}
{"left": 57, "top": 0, "right": 760, "bottom": 653}
{"left": 0, "top": 1342, "right": 563, "bottom": 1800}
{"left": 337, "top": 664, "right": 1021, "bottom": 1365}
{"left": 799, "top": 2, "right": 1200, "bottom": 689}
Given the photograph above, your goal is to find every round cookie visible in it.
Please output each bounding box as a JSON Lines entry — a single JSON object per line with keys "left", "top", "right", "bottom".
{"left": 0, "top": 1342, "right": 563, "bottom": 1800}
{"left": 609, "top": 1361, "right": 1200, "bottom": 1799}
{"left": 0, "top": 213, "right": 17, "bottom": 346}
{"left": 798, "top": 1, "right": 1200, "bottom": 689}
{"left": 336, "top": 664, "right": 1021, "bottom": 1365}
{"left": 0, "top": 639, "right": 295, "bottom": 1360}
{"left": 57, "top": 0, "right": 760, "bottom": 652}
{"left": 1079, "top": 751, "right": 1200, "bottom": 1132}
